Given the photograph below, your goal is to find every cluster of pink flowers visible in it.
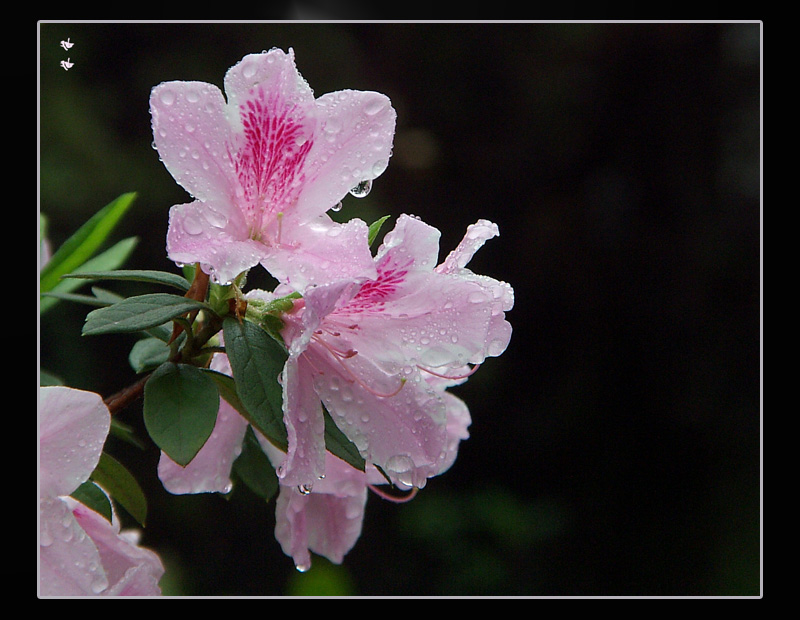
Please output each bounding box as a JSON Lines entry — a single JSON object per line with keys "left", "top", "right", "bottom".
{"left": 151, "top": 49, "right": 514, "bottom": 571}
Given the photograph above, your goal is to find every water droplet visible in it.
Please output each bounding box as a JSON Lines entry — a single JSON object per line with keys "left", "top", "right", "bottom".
{"left": 298, "top": 483, "right": 313, "bottom": 495}
{"left": 324, "top": 117, "right": 342, "bottom": 135}
{"left": 295, "top": 561, "right": 311, "bottom": 573}
{"left": 330, "top": 201, "right": 343, "bottom": 212}
{"left": 90, "top": 576, "right": 108, "bottom": 594}
{"left": 183, "top": 214, "right": 204, "bottom": 236}
{"left": 372, "top": 159, "right": 388, "bottom": 177}
{"left": 349, "top": 179, "right": 372, "bottom": 198}
{"left": 364, "top": 97, "right": 387, "bottom": 116}
{"left": 159, "top": 89, "right": 176, "bottom": 105}
{"left": 385, "top": 454, "right": 415, "bottom": 487}
{"left": 242, "top": 61, "right": 257, "bottom": 79}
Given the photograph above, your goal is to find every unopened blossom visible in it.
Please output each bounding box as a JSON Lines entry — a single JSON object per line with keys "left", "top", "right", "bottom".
{"left": 39, "top": 386, "right": 164, "bottom": 596}
{"left": 258, "top": 213, "right": 513, "bottom": 491}
{"left": 150, "top": 48, "right": 396, "bottom": 288}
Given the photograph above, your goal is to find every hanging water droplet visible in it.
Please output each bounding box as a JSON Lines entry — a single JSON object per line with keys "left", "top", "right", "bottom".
{"left": 330, "top": 201, "right": 343, "bottom": 212}
{"left": 298, "top": 483, "right": 313, "bottom": 495}
{"left": 349, "top": 179, "right": 372, "bottom": 198}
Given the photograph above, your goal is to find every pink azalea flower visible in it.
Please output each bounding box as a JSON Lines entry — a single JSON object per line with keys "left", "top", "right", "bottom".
{"left": 39, "top": 386, "right": 164, "bottom": 596}
{"left": 255, "top": 384, "right": 470, "bottom": 572}
{"left": 263, "top": 213, "right": 513, "bottom": 491}
{"left": 151, "top": 297, "right": 476, "bottom": 570}
{"left": 150, "top": 48, "right": 396, "bottom": 288}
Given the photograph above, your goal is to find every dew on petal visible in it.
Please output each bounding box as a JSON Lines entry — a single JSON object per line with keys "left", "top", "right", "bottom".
{"left": 183, "top": 214, "right": 205, "bottom": 236}
{"left": 159, "top": 89, "right": 176, "bottom": 105}
{"left": 385, "top": 454, "right": 415, "bottom": 487}
{"left": 242, "top": 61, "right": 257, "bottom": 79}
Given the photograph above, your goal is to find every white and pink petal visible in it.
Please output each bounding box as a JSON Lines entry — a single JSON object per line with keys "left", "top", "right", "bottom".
{"left": 39, "top": 386, "right": 110, "bottom": 499}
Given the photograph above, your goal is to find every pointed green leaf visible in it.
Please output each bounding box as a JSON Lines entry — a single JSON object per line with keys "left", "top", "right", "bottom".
{"left": 82, "top": 293, "right": 211, "bottom": 336}
{"left": 40, "top": 237, "right": 139, "bottom": 314}
{"left": 90, "top": 452, "right": 148, "bottom": 526}
{"left": 61, "top": 269, "right": 191, "bottom": 292}
{"left": 143, "top": 362, "right": 220, "bottom": 467}
{"left": 71, "top": 480, "right": 114, "bottom": 522}
{"left": 40, "top": 192, "right": 137, "bottom": 293}
{"left": 232, "top": 426, "right": 279, "bottom": 501}
{"left": 223, "top": 318, "right": 288, "bottom": 450}
{"left": 323, "top": 406, "right": 366, "bottom": 472}
{"left": 368, "top": 215, "right": 391, "bottom": 247}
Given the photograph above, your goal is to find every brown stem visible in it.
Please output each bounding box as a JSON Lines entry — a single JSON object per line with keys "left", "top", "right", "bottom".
{"left": 103, "top": 373, "right": 150, "bottom": 415}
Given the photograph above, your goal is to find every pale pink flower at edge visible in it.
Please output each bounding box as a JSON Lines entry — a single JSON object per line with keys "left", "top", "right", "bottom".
{"left": 39, "top": 386, "right": 164, "bottom": 596}
{"left": 150, "top": 48, "right": 396, "bottom": 289}
{"left": 263, "top": 213, "right": 514, "bottom": 491}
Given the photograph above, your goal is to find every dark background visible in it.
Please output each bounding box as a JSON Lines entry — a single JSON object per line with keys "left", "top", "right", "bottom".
{"left": 39, "top": 19, "right": 761, "bottom": 596}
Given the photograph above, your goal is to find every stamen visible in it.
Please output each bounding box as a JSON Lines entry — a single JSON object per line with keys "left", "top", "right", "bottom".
{"left": 368, "top": 484, "right": 419, "bottom": 503}
{"left": 276, "top": 211, "right": 283, "bottom": 245}
{"left": 310, "top": 334, "right": 405, "bottom": 398}
{"left": 417, "top": 363, "right": 481, "bottom": 381}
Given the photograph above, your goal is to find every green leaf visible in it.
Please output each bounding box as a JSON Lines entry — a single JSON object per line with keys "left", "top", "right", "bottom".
{"left": 223, "top": 318, "right": 288, "bottom": 450}
{"left": 40, "top": 192, "right": 137, "bottom": 293}
{"left": 232, "top": 426, "right": 279, "bottom": 501}
{"left": 143, "top": 362, "right": 220, "bottom": 467}
{"left": 129, "top": 337, "right": 171, "bottom": 373}
{"left": 82, "top": 293, "right": 212, "bottom": 336}
{"left": 61, "top": 269, "right": 191, "bottom": 292}
{"left": 71, "top": 480, "right": 113, "bottom": 522}
{"left": 40, "top": 237, "right": 139, "bottom": 314}
{"left": 323, "top": 406, "right": 366, "bottom": 472}
{"left": 90, "top": 452, "right": 148, "bottom": 526}
{"left": 368, "top": 215, "right": 391, "bottom": 247}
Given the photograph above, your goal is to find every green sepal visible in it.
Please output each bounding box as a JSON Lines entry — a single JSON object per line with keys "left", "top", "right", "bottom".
{"left": 143, "top": 362, "right": 220, "bottom": 467}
